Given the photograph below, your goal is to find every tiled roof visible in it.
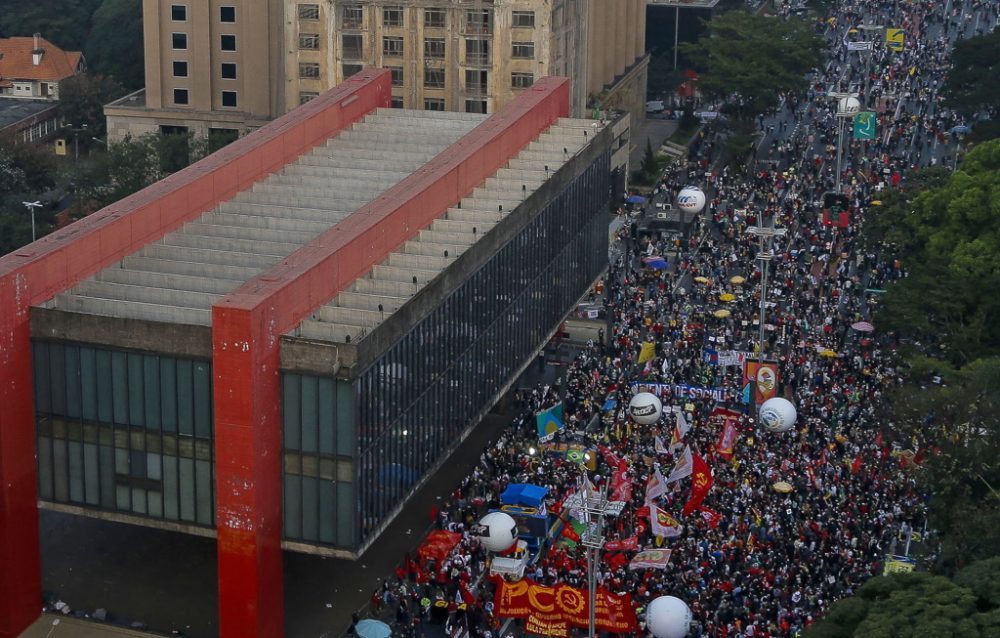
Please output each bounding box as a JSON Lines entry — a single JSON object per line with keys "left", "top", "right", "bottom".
{"left": 0, "top": 36, "right": 82, "bottom": 82}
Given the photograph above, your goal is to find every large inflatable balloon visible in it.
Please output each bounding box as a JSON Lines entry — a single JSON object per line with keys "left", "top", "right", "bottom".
{"left": 676, "top": 186, "right": 706, "bottom": 214}
{"left": 838, "top": 96, "right": 860, "bottom": 116}
{"left": 759, "top": 397, "right": 797, "bottom": 433}
{"left": 476, "top": 511, "right": 517, "bottom": 552}
{"left": 629, "top": 392, "right": 663, "bottom": 425}
{"left": 647, "top": 596, "right": 692, "bottom": 638}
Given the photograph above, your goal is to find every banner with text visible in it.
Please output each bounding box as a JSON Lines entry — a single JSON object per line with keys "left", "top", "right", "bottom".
{"left": 493, "top": 577, "right": 638, "bottom": 634}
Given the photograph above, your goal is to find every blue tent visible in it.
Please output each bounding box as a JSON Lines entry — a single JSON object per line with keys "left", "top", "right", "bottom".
{"left": 500, "top": 483, "right": 548, "bottom": 508}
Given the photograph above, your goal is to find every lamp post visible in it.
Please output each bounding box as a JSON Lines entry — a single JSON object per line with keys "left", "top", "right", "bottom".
{"left": 829, "top": 93, "right": 859, "bottom": 193}
{"left": 63, "top": 123, "right": 88, "bottom": 161}
{"left": 563, "top": 477, "right": 625, "bottom": 637}
{"left": 746, "top": 215, "right": 786, "bottom": 359}
{"left": 22, "top": 200, "right": 43, "bottom": 242}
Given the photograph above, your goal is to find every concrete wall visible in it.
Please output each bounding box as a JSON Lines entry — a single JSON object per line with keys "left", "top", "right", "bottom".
{"left": 0, "top": 70, "right": 391, "bottom": 638}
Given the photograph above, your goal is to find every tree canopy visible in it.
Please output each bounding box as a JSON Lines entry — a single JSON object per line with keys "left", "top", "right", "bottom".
{"left": 84, "top": 0, "right": 145, "bottom": 89}
{"left": 864, "top": 140, "right": 1000, "bottom": 366}
{"left": 806, "top": 561, "right": 1000, "bottom": 638}
{"left": 942, "top": 28, "right": 1000, "bottom": 121}
{"left": 0, "top": 0, "right": 102, "bottom": 51}
{"left": 678, "top": 10, "right": 824, "bottom": 121}
{"left": 58, "top": 74, "right": 125, "bottom": 138}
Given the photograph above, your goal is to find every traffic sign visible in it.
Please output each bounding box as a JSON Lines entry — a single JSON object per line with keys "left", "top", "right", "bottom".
{"left": 853, "top": 111, "right": 877, "bottom": 140}
{"left": 886, "top": 28, "right": 905, "bottom": 52}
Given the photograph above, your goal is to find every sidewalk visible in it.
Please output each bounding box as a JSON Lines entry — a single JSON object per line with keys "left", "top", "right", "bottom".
{"left": 20, "top": 615, "right": 165, "bottom": 638}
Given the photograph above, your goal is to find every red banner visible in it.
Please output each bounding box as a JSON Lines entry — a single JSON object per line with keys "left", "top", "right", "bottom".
{"left": 715, "top": 416, "right": 739, "bottom": 459}
{"left": 417, "top": 530, "right": 461, "bottom": 564}
{"left": 493, "top": 577, "right": 638, "bottom": 634}
{"left": 744, "top": 359, "right": 780, "bottom": 405}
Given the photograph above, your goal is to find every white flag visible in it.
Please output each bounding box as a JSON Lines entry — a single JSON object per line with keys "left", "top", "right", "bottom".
{"left": 666, "top": 445, "right": 693, "bottom": 484}
{"left": 645, "top": 467, "right": 668, "bottom": 503}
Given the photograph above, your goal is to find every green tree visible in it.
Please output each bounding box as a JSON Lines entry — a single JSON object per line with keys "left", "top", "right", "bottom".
{"left": 58, "top": 73, "right": 125, "bottom": 139}
{"left": 84, "top": 0, "right": 144, "bottom": 89}
{"left": 0, "top": 0, "right": 102, "bottom": 51}
{"left": 0, "top": 132, "right": 59, "bottom": 253}
{"left": 807, "top": 564, "right": 1000, "bottom": 638}
{"left": 942, "top": 29, "right": 1000, "bottom": 120}
{"left": 678, "top": 10, "right": 823, "bottom": 123}
{"left": 640, "top": 139, "right": 660, "bottom": 182}
{"left": 865, "top": 140, "right": 1000, "bottom": 366}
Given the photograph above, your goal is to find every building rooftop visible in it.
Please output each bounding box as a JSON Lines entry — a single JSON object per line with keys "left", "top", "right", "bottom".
{"left": 47, "top": 108, "right": 603, "bottom": 344}
{"left": 0, "top": 97, "right": 57, "bottom": 129}
{"left": 0, "top": 35, "right": 83, "bottom": 82}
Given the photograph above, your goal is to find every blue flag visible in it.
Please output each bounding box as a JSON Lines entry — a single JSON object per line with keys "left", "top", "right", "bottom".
{"left": 536, "top": 403, "right": 565, "bottom": 441}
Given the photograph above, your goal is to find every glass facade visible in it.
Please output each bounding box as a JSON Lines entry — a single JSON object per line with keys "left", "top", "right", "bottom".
{"left": 30, "top": 148, "right": 611, "bottom": 553}
{"left": 355, "top": 150, "right": 610, "bottom": 542}
{"left": 281, "top": 373, "right": 356, "bottom": 547}
{"left": 32, "top": 341, "right": 215, "bottom": 527}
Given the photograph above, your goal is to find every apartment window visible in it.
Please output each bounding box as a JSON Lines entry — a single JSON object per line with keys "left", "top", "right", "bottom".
{"left": 424, "top": 38, "right": 445, "bottom": 59}
{"left": 466, "top": 39, "right": 489, "bottom": 64}
{"left": 512, "top": 41, "right": 534, "bottom": 59}
{"left": 424, "top": 98, "right": 445, "bottom": 111}
{"left": 511, "top": 71, "right": 534, "bottom": 89}
{"left": 173, "top": 61, "right": 188, "bottom": 77}
{"left": 424, "top": 67, "right": 445, "bottom": 89}
{"left": 383, "top": 6, "right": 403, "bottom": 27}
{"left": 299, "top": 91, "right": 320, "bottom": 105}
{"left": 299, "top": 62, "right": 321, "bottom": 79}
{"left": 390, "top": 96, "right": 404, "bottom": 109}
{"left": 221, "top": 91, "right": 237, "bottom": 108}
{"left": 465, "top": 69, "right": 487, "bottom": 92}
{"left": 383, "top": 36, "right": 403, "bottom": 57}
{"left": 342, "top": 34, "right": 363, "bottom": 59}
{"left": 300, "top": 33, "right": 320, "bottom": 50}
{"left": 298, "top": 4, "right": 320, "bottom": 20}
{"left": 343, "top": 64, "right": 363, "bottom": 78}
{"left": 171, "top": 5, "right": 187, "bottom": 21}
{"left": 387, "top": 66, "right": 404, "bottom": 86}
{"left": 465, "top": 99, "right": 487, "bottom": 114}
{"left": 221, "top": 63, "right": 237, "bottom": 80}
{"left": 220, "top": 6, "right": 236, "bottom": 22}
{"left": 173, "top": 88, "right": 189, "bottom": 105}
{"left": 342, "top": 5, "right": 362, "bottom": 28}
{"left": 221, "top": 34, "right": 237, "bottom": 51}
{"left": 171, "top": 33, "right": 187, "bottom": 50}
{"left": 465, "top": 10, "right": 491, "bottom": 34}
{"left": 512, "top": 11, "right": 535, "bottom": 28}
{"left": 424, "top": 9, "right": 445, "bottom": 28}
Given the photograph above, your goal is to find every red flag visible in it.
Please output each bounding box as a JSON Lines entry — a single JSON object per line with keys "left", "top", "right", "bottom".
{"left": 715, "top": 416, "right": 739, "bottom": 459}
{"left": 605, "top": 535, "right": 639, "bottom": 552}
{"left": 611, "top": 459, "right": 632, "bottom": 502}
{"left": 600, "top": 445, "right": 621, "bottom": 468}
{"left": 560, "top": 521, "right": 581, "bottom": 542}
{"left": 635, "top": 505, "right": 651, "bottom": 520}
{"left": 697, "top": 507, "right": 722, "bottom": 529}
{"left": 682, "top": 454, "right": 713, "bottom": 516}
{"left": 851, "top": 455, "right": 862, "bottom": 474}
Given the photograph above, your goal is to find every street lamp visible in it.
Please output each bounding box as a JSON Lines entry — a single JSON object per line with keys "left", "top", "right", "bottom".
{"left": 829, "top": 93, "right": 860, "bottom": 193}
{"left": 746, "top": 216, "right": 786, "bottom": 358}
{"left": 62, "top": 123, "right": 88, "bottom": 161}
{"left": 22, "top": 200, "right": 43, "bottom": 242}
{"left": 562, "top": 478, "right": 626, "bottom": 638}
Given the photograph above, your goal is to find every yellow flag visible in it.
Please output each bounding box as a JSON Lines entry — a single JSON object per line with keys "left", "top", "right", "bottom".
{"left": 638, "top": 341, "right": 656, "bottom": 363}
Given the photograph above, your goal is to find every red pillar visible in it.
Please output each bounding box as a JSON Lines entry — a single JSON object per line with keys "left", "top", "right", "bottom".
{"left": 212, "top": 302, "right": 284, "bottom": 638}
{"left": 0, "top": 273, "right": 42, "bottom": 638}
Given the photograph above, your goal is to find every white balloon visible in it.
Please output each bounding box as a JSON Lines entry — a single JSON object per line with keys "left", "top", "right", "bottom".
{"left": 676, "top": 186, "right": 706, "bottom": 214}
{"left": 629, "top": 392, "right": 663, "bottom": 425}
{"left": 759, "top": 397, "right": 797, "bottom": 432}
{"left": 647, "top": 596, "right": 692, "bottom": 638}
{"left": 477, "top": 511, "right": 517, "bottom": 552}
{"left": 838, "top": 96, "right": 861, "bottom": 116}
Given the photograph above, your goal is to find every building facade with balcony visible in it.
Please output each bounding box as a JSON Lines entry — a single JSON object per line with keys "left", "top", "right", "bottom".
{"left": 106, "top": 0, "right": 648, "bottom": 142}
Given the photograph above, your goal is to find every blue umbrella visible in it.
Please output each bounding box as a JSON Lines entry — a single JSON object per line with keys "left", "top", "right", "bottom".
{"left": 626, "top": 195, "right": 646, "bottom": 204}
{"left": 355, "top": 619, "right": 392, "bottom": 638}
{"left": 950, "top": 124, "right": 970, "bottom": 135}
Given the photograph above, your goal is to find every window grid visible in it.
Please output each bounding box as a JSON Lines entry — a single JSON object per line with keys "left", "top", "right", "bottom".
{"left": 424, "top": 9, "right": 445, "bottom": 27}
{"left": 383, "top": 36, "right": 403, "bottom": 57}
{"left": 512, "top": 41, "right": 535, "bottom": 59}
{"left": 424, "top": 67, "right": 444, "bottom": 89}
{"left": 299, "top": 62, "right": 321, "bottom": 79}
{"left": 424, "top": 38, "right": 445, "bottom": 59}
{"left": 299, "top": 33, "right": 320, "bottom": 50}
{"left": 512, "top": 11, "right": 535, "bottom": 28}
{"left": 298, "top": 3, "right": 320, "bottom": 20}
{"left": 383, "top": 6, "right": 403, "bottom": 27}
{"left": 343, "top": 6, "right": 363, "bottom": 29}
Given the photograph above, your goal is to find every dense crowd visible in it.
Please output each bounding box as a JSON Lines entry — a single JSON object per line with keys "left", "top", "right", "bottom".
{"left": 363, "top": 1, "right": 997, "bottom": 637}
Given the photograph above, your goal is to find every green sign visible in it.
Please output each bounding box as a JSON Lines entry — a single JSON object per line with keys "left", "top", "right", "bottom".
{"left": 853, "top": 111, "right": 877, "bottom": 140}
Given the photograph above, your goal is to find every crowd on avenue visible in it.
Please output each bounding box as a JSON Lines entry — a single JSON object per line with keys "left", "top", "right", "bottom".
{"left": 358, "top": 1, "right": 999, "bottom": 637}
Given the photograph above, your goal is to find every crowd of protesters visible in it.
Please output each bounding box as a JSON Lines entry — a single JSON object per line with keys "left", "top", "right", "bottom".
{"left": 362, "top": 1, "right": 998, "bottom": 637}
